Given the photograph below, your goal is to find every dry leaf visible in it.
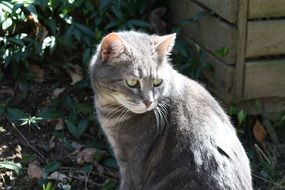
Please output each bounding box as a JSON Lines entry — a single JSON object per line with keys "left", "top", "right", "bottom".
{"left": 253, "top": 120, "right": 267, "bottom": 144}
{"left": 49, "top": 136, "right": 56, "bottom": 150}
{"left": 76, "top": 148, "right": 108, "bottom": 165}
{"left": 66, "top": 65, "right": 83, "bottom": 85}
{"left": 47, "top": 171, "right": 70, "bottom": 182}
{"left": 0, "top": 85, "right": 15, "bottom": 96}
{"left": 55, "top": 118, "right": 64, "bottom": 130}
{"left": 71, "top": 141, "right": 84, "bottom": 152}
{"left": 30, "top": 64, "right": 45, "bottom": 83}
{"left": 52, "top": 88, "right": 65, "bottom": 98}
{"left": 27, "top": 161, "right": 43, "bottom": 179}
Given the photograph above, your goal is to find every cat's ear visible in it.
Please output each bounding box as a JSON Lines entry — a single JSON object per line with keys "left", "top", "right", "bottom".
{"left": 155, "top": 33, "right": 176, "bottom": 58}
{"left": 100, "top": 32, "right": 126, "bottom": 62}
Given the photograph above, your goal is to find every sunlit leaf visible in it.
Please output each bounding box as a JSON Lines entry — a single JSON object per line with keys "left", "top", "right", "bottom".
{"left": 237, "top": 110, "right": 247, "bottom": 126}
{"left": 0, "top": 161, "right": 22, "bottom": 175}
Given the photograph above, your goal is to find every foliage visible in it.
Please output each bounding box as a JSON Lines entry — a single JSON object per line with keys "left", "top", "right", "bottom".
{"left": 0, "top": 161, "right": 22, "bottom": 175}
{"left": 0, "top": 0, "right": 161, "bottom": 82}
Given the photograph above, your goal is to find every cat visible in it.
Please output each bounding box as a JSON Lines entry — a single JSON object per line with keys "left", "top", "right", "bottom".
{"left": 89, "top": 31, "right": 252, "bottom": 190}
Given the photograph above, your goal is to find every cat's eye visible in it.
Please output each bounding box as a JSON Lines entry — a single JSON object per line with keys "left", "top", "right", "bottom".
{"left": 153, "top": 79, "right": 163, "bottom": 87}
{"left": 126, "top": 79, "right": 139, "bottom": 88}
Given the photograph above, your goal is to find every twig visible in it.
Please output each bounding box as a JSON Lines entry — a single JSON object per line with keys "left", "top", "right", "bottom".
{"left": 10, "top": 123, "right": 48, "bottom": 164}
{"left": 70, "top": 175, "right": 102, "bottom": 187}
{"left": 61, "top": 166, "right": 118, "bottom": 181}
{"left": 252, "top": 174, "right": 274, "bottom": 184}
{"left": 85, "top": 170, "right": 91, "bottom": 190}
{"left": 254, "top": 144, "right": 271, "bottom": 164}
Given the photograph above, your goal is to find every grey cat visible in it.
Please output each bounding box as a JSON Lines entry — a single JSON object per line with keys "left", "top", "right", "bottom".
{"left": 89, "top": 31, "right": 252, "bottom": 190}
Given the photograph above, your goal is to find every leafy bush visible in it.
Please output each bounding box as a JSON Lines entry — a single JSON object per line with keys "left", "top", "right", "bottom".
{"left": 0, "top": 0, "right": 164, "bottom": 82}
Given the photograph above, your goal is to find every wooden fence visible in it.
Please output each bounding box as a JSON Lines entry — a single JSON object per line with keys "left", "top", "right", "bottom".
{"left": 169, "top": 0, "right": 285, "bottom": 116}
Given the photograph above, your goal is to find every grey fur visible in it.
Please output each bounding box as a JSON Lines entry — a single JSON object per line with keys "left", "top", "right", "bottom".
{"left": 90, "top": 31, "right": 252, "bottom": 190}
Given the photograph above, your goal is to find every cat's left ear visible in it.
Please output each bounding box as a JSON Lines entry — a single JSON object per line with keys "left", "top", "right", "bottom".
{"left": 100, "top": 32, "right": 126, "bottom": 62}
{"left": 155, "top": 33, "right": 176, "bottom": 58}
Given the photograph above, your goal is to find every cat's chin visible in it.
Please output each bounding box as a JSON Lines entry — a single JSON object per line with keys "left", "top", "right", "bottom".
{"left": 128, "top": 107, "right": 154, "bottom": 114}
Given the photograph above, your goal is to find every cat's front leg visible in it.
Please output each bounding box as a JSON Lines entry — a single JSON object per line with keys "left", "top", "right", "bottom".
{"left": 118, "top": 164, "right": 135, "bottom": 190}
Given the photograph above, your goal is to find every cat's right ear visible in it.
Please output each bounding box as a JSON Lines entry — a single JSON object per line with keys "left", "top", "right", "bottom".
{"left": 100, "top": 33, "right": 125, "bottom": 62}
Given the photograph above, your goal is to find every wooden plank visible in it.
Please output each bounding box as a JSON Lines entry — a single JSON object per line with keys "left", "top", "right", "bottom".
{"left": 168, "top": 0, "right": 188, "bottom": 25}
{"left": 184, "top": 36, "right": 235, "bottom": 103}
{"left": 246, "top": 20, "right": 285, "bottom": 58}
{"left": 194, "top": 0, "right": 238, "bottom": 23}
{"left": 244, "top": 60, "right": 285, "bottom": 99}
{"left": 234, "top": 0, "right": 248, "bottom": 101}
{"left": 183, "top": 1, "right": 237, "bottom": 65}
{"left": 248, "top": 0, "right": 285, "bottom": 19}
{"left": 237, "top": 97, "right": 285, "bottom": 118}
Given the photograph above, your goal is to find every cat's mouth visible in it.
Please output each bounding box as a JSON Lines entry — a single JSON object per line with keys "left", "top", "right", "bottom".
{"left": 123, "top": 101, "right": 157, "bottom": 114}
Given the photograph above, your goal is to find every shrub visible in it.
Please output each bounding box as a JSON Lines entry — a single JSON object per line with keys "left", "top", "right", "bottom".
{"left": 0, "top": 0, "right": 164, "bottom": 82}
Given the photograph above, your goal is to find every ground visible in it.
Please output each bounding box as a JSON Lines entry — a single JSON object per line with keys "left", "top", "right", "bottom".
{"left": 0, "top": 72, "right": 285, "bottom": 190}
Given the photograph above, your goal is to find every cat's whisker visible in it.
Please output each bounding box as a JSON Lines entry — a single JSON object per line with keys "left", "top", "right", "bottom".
{"left": 153, "top": 109, "right": 160, "bottom": 130}
{"left": 117, "top": 109, "right": 131, "bottom": 129}
{"left": 103, "top": 106, "right": 126, "bottom": 123}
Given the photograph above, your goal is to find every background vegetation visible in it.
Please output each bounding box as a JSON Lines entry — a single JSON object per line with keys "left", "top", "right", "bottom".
{"left": 0, "top": 0, "right": 284, "bottom": 189}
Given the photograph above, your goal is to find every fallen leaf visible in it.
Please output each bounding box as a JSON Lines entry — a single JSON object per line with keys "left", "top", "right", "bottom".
{"left": 30, "top": 64, "right": 45, "bottom": 83}
{"left": 253, "top": 120, "right": 267, "bottom": 144}
{"left": 27, "top": 161, "right": 43, "bottom": 179}
{"left": 49, "top": 136, "right": 56, "bottom": 150}
{"left": 55, "top": 118, "right": 64, "bottom": 130}
{"left": 0, "top": 85, "right": 15, "bottom": 96}
{"left": 47, "top": 171, "right": 70, "bottom": 182}
{"left": 66, "top": 65, "right": 83, "bottom": 85}
{"left": 77, "top": 148, "right": 108, "bottom": 164}
{"left": 52, "top": 88, "right": 65, "bottom": 98}
{"left": 71, "top": 141, "right": 84, "bottom": 153}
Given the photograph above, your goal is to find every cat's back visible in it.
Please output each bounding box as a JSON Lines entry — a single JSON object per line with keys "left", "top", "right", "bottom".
{"left": 155, "top": 72, "right": 252, "bottom": 190}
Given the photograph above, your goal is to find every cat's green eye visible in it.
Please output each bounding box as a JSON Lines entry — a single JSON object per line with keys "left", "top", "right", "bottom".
{"left": 153, "top": 79, "right": 163, "bottom": 87}
{"left": 126, "top": 79, "right": 139, "bottom": 88}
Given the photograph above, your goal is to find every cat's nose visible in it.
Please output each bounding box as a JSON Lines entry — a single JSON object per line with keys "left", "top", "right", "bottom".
{"left": 143, "top": 100, "right": 153, "bottom": 108}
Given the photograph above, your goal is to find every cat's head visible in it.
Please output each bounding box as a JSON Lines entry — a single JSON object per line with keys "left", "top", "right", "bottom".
{"left": 90, "top": 31, "right": 176, "bottom": 114}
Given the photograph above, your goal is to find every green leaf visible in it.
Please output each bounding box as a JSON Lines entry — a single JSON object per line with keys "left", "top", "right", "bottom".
{"left": 11, "top": 3, "right": 23, "bottom": 17}
{"left": 238, "top": 110, "right": 247, "bottom": 126}
{"left": 64, "top": 119, "right": 79, "bottom": 139}
{"left": 43, "top": 161, "right": 60, "bottom": 178}
{"left": 101, "top": 179, "right": 117, "bottom": 190}
{"left": 74, "top": 23, "right": 94, "bottom": 37}
{"left": 44, "top": 19, "right": 57, "bottom": 35}
{"left": 76, "top": 103, "right": 92, "bottom": 114}
{"left": 104, "top": 20, "right": 119, "bottom": 30}
{"left": 81, "top": 163, "right": 93, "bottom": 173}
{"left": 34, "top": 0, "right": 48, "bottom": 10}
{"left": 38, "top": 108, "right": 61, "bottom": 119}
{"left": 99, "top": 0, "right": 111, "bottom": 11}
{"left": 78, "top": 119, "right": 88, "bottom": 136}
{"left": 21, "top": 153, "right": 36, "bottom": 166}
{"left": 102, "top": 158, "right": 119, "bottom": 169}
{"left": 82, "top": 48, "right": 91, "bottom": 65}
{"left": 0, "top": 161, "right": 22, "bottom": 175}
{"left": 180, "top": 11, "right": 208, "bottom": 26}
{"left": 7, "top": 108, "right": 28, "bottom": 125}
{"left": 127, "top": 19, "right": 150, "bottom": 28}
{"left": 0, "top": 1, "right": 13, "bottom": 14}
{"left": 0, "top": 104, "right": 5, "bottom": 118}
{"left": 26, "top": 4, "right": 38, "bottom": 22}
{"left": 2, "top": 18, "right": 13, "bottom": 30}
{"left": 214, "top": 47, "right": 229, "bottom": 57}
{"left": 43, "top": 182, "right": 56, "bottom": 190}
